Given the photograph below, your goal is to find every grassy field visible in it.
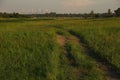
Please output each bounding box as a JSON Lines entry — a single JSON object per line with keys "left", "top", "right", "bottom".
{"left": 0, "top": 18, "right": 120, "bottom": 80}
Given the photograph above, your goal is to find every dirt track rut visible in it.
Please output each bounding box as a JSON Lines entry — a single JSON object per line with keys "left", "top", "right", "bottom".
{"left": 56, "top": 33, "right": 120, "bottom": 80}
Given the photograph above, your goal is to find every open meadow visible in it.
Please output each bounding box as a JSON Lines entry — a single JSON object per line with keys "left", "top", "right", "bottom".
{"left": 0, "top": 18, "right": 120, "bottom": 80}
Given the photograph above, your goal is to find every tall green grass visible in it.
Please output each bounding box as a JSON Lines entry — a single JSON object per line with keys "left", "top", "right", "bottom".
{"left": 0, "top": 31, "right": 59, "bottom": 80}
{"left": 0, "top": 18, "right": 119, "bottom": 80}
{"left": 67, "top": 19, "right": 120, "bottom": 72}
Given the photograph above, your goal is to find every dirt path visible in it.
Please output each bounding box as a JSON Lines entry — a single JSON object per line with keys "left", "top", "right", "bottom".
{"left": 56, "top": 35, "right": 78, "bottom": 67}
{"left": 68, "top": 32, "right": 120, "bottom": 80}
{"left": 56, "top": 34, "right": 82, "bottom": 80}
{"left": 56, "top": 35, "right": 66, "bottom": 47}
{"left": 56, "top": 33, "right": 120, "bottom": 80}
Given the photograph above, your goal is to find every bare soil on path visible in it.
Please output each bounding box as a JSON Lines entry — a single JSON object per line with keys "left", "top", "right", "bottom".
{"left": 56, "top": 32, "right": 120, "bottom": 80}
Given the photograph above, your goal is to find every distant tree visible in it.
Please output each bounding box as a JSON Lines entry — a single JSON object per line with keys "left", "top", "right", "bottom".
{"left": 108, "top": 9, "right": 112, "bottom": 15}
{"left": 89, "top": 10, "right": 95, "bottom": 18}
{"left": 95, "top": 13, "right": 100, "bottom": 18}
{"left": 0, "top": 12, "right": 3, "bottom": 18}
{"left": 114, "top": 8, "right": 120, "bottom": 17}
{"left": 106, "top": 9, "right": 113, "bottom": 17}
{"left": 12, "top": 12, "right": 19, "bottom": 18}
{"left": 49, "top": 12, "right": 56, "bottom": 17}
{"left": 90, "top": 10, "right": 94, "bottom": 15}
{"left": 3, "top": 12, "right": 9, "bottom": 18}
{"left": 83, "top": 13, "right": 89, "bottom": 19}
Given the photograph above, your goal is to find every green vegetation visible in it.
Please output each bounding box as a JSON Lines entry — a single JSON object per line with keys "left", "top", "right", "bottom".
{"left": 0, "top": 18, "right": 119, "bottom": 80}
{"left": 0, "top": 31, "right": 59, "bottom": 80}
{"left": 68, "top": 19, "right": 120, "bottom": 71}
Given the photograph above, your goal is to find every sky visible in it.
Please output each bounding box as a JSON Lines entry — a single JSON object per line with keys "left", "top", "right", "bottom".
{"left": 0, "top": 0, "right": 120, "bottom": 14}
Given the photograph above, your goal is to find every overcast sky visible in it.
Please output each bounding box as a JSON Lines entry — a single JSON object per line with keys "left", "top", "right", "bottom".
{"left": 0, "top": 0, "right": 120, "bottom": 13}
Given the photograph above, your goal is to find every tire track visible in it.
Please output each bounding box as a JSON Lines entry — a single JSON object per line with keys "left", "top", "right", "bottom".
{"left": 56, "top": 34, "right": 82, "bottom": 79}
{"left": 56, "top": 34, "right": 78, "bottom": 67}
{"left": 69, "top": 31, "right": 120, "bottom": 80}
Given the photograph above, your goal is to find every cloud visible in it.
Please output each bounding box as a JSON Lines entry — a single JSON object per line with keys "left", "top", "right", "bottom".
{"left": 0, "top": 0, "right": 119, "bottom": 13}
{"left": 61, "top": 0, "right": 95, "bottom": 8}
{"left": 115, "top": 0, "right": 120, "bottom": 5}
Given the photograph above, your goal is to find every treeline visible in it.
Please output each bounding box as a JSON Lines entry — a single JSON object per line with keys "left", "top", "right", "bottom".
{"left": 0, "top": 12, "right": 28, "bottom": 18}
{"left": 0, "top": 8, "right": 120, "bottom": 18}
